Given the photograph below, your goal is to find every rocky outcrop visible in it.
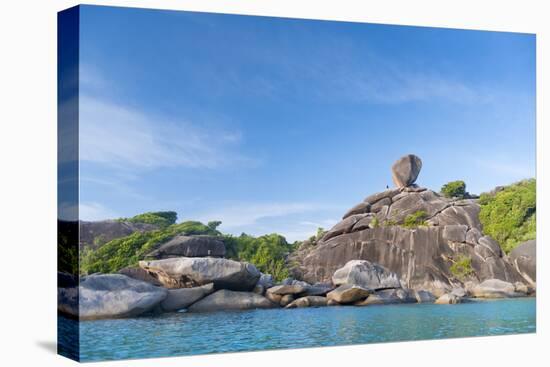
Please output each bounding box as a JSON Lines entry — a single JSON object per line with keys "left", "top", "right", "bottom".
{"left": 59, "top": 274, "right": 168, "bottom": 320}
{"left": 290, "top": 155, "right": 526, "bottom": 295}
{"left": 118, "top": 267, "right": 163, "bottom": 287}
{"left": 160, "top": 283, "right": 214, "bottom": 312}
{"left": 509, "top": 240, "right": 536, "bottom": 286}
{"left": 145, "top": 235, "right": 226, "bottom": 259}
{"left": 266, "top": 284, "right": 308, "bottom": 296}
{"left": 355, "top": 288, "right": 416, "bottom": 305}
{"left": 470, "top": 279, "right": 523, "bottom": 298}
{"left": 435, "top": 293, "right": 462, "bottom": 304}
{"left": 286, "top": 296, "right": 328, "bottom": 308}
{"left": 392, "top": 154, "right": 422, "bottom": 188}
{"left": 327, "top": 284, "right": 370, "bottom": 304}
{"left": 332, "top": 260, "right": 401, "bottom": 290}
{"left": 187, "top": 290, "right": 277, "bottom": 312}
{"left": 139, "top": 257, "right": 260, "bottom": 291}
{"left": 79, "top": 220, "right": 158, "bottom": 250}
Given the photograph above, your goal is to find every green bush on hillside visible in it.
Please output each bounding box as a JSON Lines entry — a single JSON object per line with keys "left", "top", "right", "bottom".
{"left": 449, "top": 254, "right": 474, "bottom": 281}
{"left": 478, "top": 179, "right": 536, "bottom": 253}
{"left": 224, "top": 233, "right": 296, "bottom": 281}
{"left": 441, "top": 180, "right": 467, "bottom": 199}
{"left": 403, "top": 210, "right": 428, "bottom": 228}
{"left": 81, "top": 221, "right": 218, "bottom": 274}
{"left": 119, "top": 211, "right": 178, "bottom": 227}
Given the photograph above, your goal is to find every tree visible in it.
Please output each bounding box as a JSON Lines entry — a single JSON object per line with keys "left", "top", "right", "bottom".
{"left": 207, "top": 220, "right": 222, "bottom": 230}
{"left": 441, "top": 180, "right": 467, "bottom": 199}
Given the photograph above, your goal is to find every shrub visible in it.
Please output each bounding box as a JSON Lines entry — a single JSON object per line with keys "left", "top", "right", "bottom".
{"left": 81, "top": 220, "right": 218, "bottom": 274}
{"left": 121, "top": 211, "right": 178, "bottom": 227}
{"left": 479, "top": 179, "right": 536, "bottom": 253}
{"left": 441, "top": 180, "right": 467, "bottom": 199}
{"left": 224, "top": 233, "right": 296, "bottom": 281}
{"left": 403, "top": 210, "right": 428, "bottom": 228}
{"left": 449, "top": 254, "right": 474, "bottom": 281}
{"left": 371, "top": 217, "right": 380, "bottom": 228}
{"left": 207, "top": 220, "right": 222, "bottom": 230}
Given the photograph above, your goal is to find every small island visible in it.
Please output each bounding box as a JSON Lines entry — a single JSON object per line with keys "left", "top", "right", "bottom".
{"left": 58, "top": 155, "right": 536, "bottom": 320}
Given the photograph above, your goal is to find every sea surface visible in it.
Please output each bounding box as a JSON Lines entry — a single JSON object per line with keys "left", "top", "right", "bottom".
{"left": 60, "top": 297, "right": 536, "bottom": 362}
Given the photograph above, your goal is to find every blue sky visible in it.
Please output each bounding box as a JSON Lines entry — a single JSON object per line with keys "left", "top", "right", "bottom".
{"left": 77, "top": 5, "right": 536, "bottom": 241}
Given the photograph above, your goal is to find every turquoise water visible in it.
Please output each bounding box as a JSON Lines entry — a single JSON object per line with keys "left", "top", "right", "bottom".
{"left": 67, "top": 298, "right": 535, "bottom": 362}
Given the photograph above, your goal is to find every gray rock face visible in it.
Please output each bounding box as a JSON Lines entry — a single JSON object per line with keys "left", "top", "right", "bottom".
{"left": 286, "top": 296, "right": 327, "bottom": 308}
{"left": 160, "top": 283, "right": 215, "bottom": 312}
{"left": 414, "top": 290, "right": 436, "bottom": 303}
{"left": 332, "top": 260, "right": 401, "bottom": 290}
{"left": 187, "top": 290, "right": 277, "bottom": 312}
{"left": 326, "top": 284, "right": 370, "bottom": 304}
{"left": 280, "top": 294, "right": 294, "bottom": 307}
{"left": 509, "top": 240, "right": 536, "bottom": 286}
{"left": 79, "top": 220, "right": 158, "bottom": 250}
{"left": 64, "top": 274, "right": 168, "bottom": 320}
{"left": 391, "top": 154, "right": 422, "bottom": 188}
{"left": 257, "top": 273, "right": 275, "bottom": 289}
{"left": 267, "top": 284, "right": 307, "bottom": 295}
{"left": 145, "top": 235, "right": 226, "bottom": 259}
{"left": 139, "top": 257, "right": 260, "bottom": 291}
{"left": 355, "top": 288, "right": 416, "bottom": 305}
{"left": 118, "top": 267, "right": 163, "bottom": 287}
{"left": 292, "top": 186, "right": 523, "bottom": 294}
{"left": 470, "top": 279, "right": 523, "bottom": 298}
{"left": 435, "top": 293, "right": 462, "bottom": 304}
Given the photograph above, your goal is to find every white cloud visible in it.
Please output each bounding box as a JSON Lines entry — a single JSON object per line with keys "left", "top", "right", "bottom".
{"left": 79, "top": 202, "right": 120, "bottom": 221}
{"left": 79, "top": 95, "right": 257, "bottom": 170}
{"left": 196, "top": 202, "right": 323, "bottom": 228}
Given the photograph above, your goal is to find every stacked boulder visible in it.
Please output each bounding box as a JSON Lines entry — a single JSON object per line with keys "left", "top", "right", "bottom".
{"left": 292, "top": 154, "right": 534, "bottom": 300}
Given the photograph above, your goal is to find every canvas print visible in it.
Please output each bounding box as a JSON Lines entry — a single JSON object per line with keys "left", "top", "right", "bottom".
{"left": 57, "top": 5, "right": 536, "bottom": 362}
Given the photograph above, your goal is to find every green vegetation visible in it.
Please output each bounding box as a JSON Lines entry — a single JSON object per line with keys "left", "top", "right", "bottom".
{"left": 449, "top": 254, "right": 474, "bottom": 281}
{"left": 81, "top": 221, "right": 218, "bottom": 274}
{"left": 224, "top": 233, "right": 296, "bottom": 281}
{"left": 478, "top": 179, "right": 536, "bottom": 253}
{"left": 441, "top": 180, "right": 467, "bottom": 199}
{"left": 118, "top": 211, "right": 178, "bottom": 227}
{"left": 403, "top": 210, "right": 428, "bottom": 228}
{"left": 81, "top": 212, "right": 296, "bottom": 281}
{"left": 370, "top": 217, "right": 380, "bottom": 228}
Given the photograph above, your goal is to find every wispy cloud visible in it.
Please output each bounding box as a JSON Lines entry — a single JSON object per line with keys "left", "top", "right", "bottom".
{"left": 79, "top": 95, "right": 258, "bottom": 170}
{"left": 79, "top": 202, "right": 120, "bottom": 221}
{"left": 196, "top": 202, "right": 326, "bottom": 228}
{"left": 474, "top": 159, "right": 535, "bottom": 178}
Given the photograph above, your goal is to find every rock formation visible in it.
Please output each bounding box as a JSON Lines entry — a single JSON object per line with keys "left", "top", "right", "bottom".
{"left": 187, "top": 289, "right": 276, "bottom": 312}
{"left": 79, "top": 220, "right": 158, "bottom": 250}
{"left": 139, "top": 257, "right": 261, "bottom": 291}
{"left": 160, "top": 283, "right": 215, "bottom": 312}
{"left": 391, "top": 154, "right": 422, "bottom": 188}
{"left": 145, "top": 235, "right": 226, "bottom": 259}
{"left": 59, "top": 274, "right": 168, "bottom": 320}
{"left": 291, "top": 154, "right": 525, "bottom": 296}
{"left": 509, "top": 240, "right": 536, "bottom": 286}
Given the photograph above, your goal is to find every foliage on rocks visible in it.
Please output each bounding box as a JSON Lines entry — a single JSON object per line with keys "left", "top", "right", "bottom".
{"left": 449, "top": 254, "right": 474, "bottom": 281}
{"left": 118, "top": 211, "right": 178, "bottom": 227}
{"left": 478, "top": 179, "right": 536, "bottom": 253}
{"left": 403, "top": 210, "right": 429, "bottom": 228}
{"left": 441, "top": 180, "right": 467, "bottom": 199}
{"left": 224, "top": 233, "right": 296, "bottom": 282}
{"left": 81, "top": 221, "right": 218, "bottom": 274}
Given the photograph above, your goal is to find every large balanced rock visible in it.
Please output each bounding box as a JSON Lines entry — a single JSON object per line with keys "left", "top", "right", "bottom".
{"left": 139, "top": 257, "right": 260, "bottom": 291}
{"left": 332, "top": 260, "right": 401, "bottom": 290}
{"left": 160, "top": 283, "right": 214, "bottom": 312}
{"left": 145, "top": 235, "right": 226, "bottom": 259}
{"left": 327, "top": 284, "right": 370, "bottom": 304}
{"left": 391, "top": 154, "right": 422, "bottom": 188}
{"left": 60, "top": 274, "right": 168, "bottom": 320}
{"left": 187, "top": 290, "right": 277, "bottom": 312}
{"left": 509, "top": 240, "right": 536, "bottom": 286}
